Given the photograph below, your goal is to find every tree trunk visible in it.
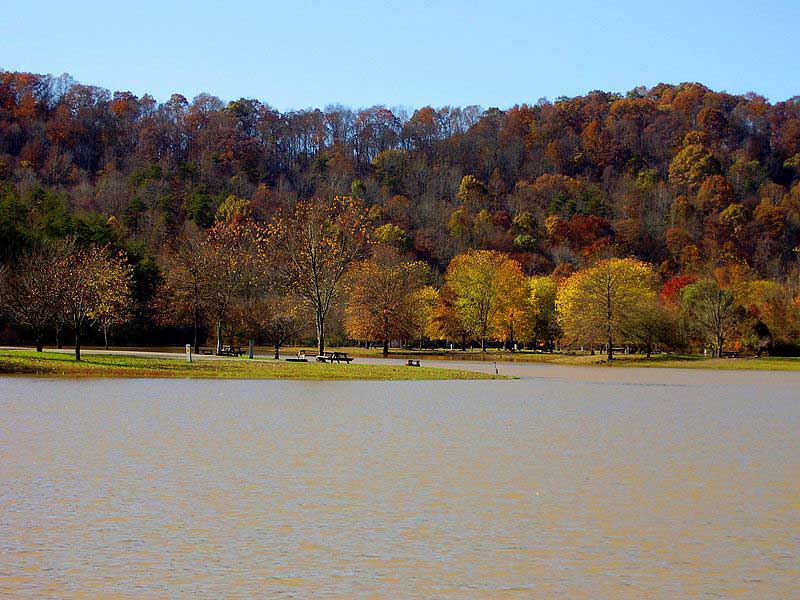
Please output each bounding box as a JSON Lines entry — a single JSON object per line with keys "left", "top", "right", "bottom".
{"left": 316, "top": 311, "right": 325, "bottom": 355}
{"left": 193, "top": 319, "right": 200, "bottom": 354}
{"left": 607, "top": 278, "right": 613, "bottom": 361}
{"left": 274, "top": 344, "right": 280, "bottom": 360}
{"left": 74, "top": 328, "right": 81, "bottom": 362}
{"left": 382, "top": 338, "right": 389, "bottom": 357}
{"left": 481, "top": 337, "right": 486, "bottom": 352}
{"left": 56, "top": 323, "right": 62, "bottom": 349}
{"left": 716, "top": 334, "right": 724, "bottom": 358}
{"left": 35, "top": 336, "right": 43, "bottom": 353}
{"left": 103, "top": 324, "right": 109, "bottom": 350}
{"left": 461, "top": 333, "right": 467, "bottom": 351}
{"left": 216, "top": 319, "right": 222, "bottom": 354}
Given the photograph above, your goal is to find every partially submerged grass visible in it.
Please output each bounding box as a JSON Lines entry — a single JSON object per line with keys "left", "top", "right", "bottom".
{"left": 287, "top": 346, "right": 800, "bottom": 371}
{"left": 0, "top": 350, "right": 503, "bottom": 380}
{"left": 599, "top": 353, "right": 800, "bottom": 371}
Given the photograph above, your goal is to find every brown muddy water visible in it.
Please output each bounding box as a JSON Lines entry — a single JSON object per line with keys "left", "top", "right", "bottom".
{"left": 1, "top": 372, "right": 798, "bottom": 598}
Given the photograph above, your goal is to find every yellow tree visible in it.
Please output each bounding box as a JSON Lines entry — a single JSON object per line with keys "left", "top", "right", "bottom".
{"left": 446, "top": 250, "right": 525, "bottom": 351}
{"left": 343, "top": 247, "right": 428, "bottom": 356}
{"left": 557, "top": 258, "right": 656, "bottom": 360}
{"left": 491, "top": 260, "right": 533, "bottom": 349}
{"left": 410, "top": 285, "right": 439, "bottom": 349}
{"left": 60, "top": 243, "right": 133, "bottom": 361}
{"left": 89, "top": 249, "right": 133, "bottom": 350}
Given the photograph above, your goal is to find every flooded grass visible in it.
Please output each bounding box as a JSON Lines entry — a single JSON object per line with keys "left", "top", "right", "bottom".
{"left": 0, "top": 350, "right": 503, "bottom": 380}
{"left": 313, "top": 347, "right": 800, "bottom": 370}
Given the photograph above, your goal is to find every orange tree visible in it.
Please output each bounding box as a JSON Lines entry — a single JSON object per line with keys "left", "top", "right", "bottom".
{"left": 490, "top": 259, "right": 532, "bottom": 349}
{"left": 343, "top": 246, "right": 428, "bottom": 356}
{"left": 202, "top": 215, "right": 261, "bottom": 353}
{"left": 428, "top": 284, "right": 471, "bottom": 351}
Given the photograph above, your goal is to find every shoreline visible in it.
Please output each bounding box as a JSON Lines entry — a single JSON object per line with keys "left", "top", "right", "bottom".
{"left": 0, "top": 350, "right": 504, "bottom": 381}
{"left": 2, "top": 347, "right": 800, "bottom": 380}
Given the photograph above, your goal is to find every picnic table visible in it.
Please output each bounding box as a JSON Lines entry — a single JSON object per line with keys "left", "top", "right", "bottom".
{"left": 316, "top": 351, "right": 353, "bottom": 363}
{"left": 218, "top": 345, "right": 244, "bottom": 357}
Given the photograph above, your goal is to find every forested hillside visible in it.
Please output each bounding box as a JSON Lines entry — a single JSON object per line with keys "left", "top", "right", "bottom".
{"left": 2, "top": 71, "right": 800, "bottom": 355}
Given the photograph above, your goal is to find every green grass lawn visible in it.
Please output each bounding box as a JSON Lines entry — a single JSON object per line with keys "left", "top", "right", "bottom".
{"left": 0, "top": 350, "right": 503, "bottom": 380}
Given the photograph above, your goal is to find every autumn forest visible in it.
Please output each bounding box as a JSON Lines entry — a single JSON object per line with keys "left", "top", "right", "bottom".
{"left": 2, "top": 71, "right": 800, "bottom": 358}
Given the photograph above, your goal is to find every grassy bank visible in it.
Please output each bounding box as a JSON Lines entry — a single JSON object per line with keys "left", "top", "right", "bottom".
{"left": 294, "top": 346, "right": 800, "bottom": 371}
{"left": 0, "top": 350, "right": 502, "bottom": 380}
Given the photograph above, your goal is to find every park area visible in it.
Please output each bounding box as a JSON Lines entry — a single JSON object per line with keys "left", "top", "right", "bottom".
{"left": 0, "top": 349, "right": 501, "bottom": 380}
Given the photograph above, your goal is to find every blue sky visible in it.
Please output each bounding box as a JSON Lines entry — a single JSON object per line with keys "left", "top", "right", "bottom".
{"left": 2, "top": 0, "right": 798, "bottom": 109}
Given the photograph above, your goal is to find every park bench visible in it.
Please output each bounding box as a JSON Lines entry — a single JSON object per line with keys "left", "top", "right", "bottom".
{"left": 406, "top": 359, "right": 421, "bottom": 367}
{"left": 218, "top": 345, "right": 244, "bottom": 357}
{"left": 285, "top": 350, "right": 309, "bottom": 362}
{"left": 316, "top": 351, "right": 353, "bottom": 363}
{"left": 198, "top": 347, "right": 214, "bottom": 355}
{"left": 720, "top": 350, "right": 741, "bottom": 358}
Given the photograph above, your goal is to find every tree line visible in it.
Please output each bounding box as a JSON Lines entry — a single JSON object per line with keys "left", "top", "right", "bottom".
{"left": 1, "top": 71, "right": 799, "bottom": 355}
{"left": 1, "top": 194, "right": 793, "bottom": 359}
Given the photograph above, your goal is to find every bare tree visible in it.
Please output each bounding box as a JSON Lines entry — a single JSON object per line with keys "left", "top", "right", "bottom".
{"left": 264, "top": 196, "right": 371, "bottom": 354}
{"left": 159, "top": 228, "right": 211, "bottom": 353}
{"left": 61, "top": 244, "right": 131, "bottom": 361}
{"left": 243, "top": 293, "right": 308, "bottom": 359}
{"left": 0, "top": 242, "right": 68, "bottom": 351}
{"left": 202, "top": 217, "right": 260, "bottom": 353}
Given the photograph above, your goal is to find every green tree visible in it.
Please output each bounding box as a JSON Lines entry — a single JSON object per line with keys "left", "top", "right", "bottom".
{"left": 529, "top": 276, "right": 560, "bottom": 351}
{"left": 681, "top": 278, "right": 741, "bottom": 357}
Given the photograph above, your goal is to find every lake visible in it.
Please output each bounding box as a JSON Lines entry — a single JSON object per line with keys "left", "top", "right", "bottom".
{"left": 1, "top": 367, "right": 798, "bottom": 597}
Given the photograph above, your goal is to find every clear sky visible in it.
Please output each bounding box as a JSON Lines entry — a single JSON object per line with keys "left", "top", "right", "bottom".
{"left": 2, "top": 0, "right": 798, "bottom": 110}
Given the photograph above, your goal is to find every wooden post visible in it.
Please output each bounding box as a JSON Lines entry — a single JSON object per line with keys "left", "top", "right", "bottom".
{"left": 248, "top": 340, "right": 255, "bottom": 359}
{"left": 186, "top": 344, "right": 192, "bottom": 363}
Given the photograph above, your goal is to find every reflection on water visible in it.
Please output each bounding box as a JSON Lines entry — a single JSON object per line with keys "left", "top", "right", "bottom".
{"left": 1, "top": 375, "right": 798, "bottom": 598}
